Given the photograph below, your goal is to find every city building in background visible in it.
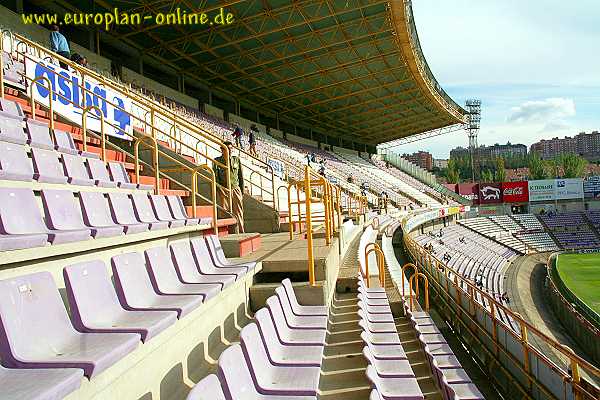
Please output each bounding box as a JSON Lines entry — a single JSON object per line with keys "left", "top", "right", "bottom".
{"left": 401, "top": 151, "right": 433, "bottom": 171}
{"left": 530, "top": 131, "right": 600, "bottom": 161}
{"left": 450, "top": 142, "right": 527, "bottom": 162}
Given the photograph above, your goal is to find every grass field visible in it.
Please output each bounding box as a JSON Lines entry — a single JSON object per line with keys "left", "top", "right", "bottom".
{"left": 556, "top": 253, "right": 600, "bottom": 316}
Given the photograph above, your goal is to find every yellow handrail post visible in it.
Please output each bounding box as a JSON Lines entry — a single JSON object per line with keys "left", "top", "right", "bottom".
{"left": 191, "top": 170, "right": 198, "bottom": 219}
{"left": 287, "top": 184, "right": 294, "bottom": 240}
{"left": 409, "top": 272, "right": 429, "bottom": 312}
{"left": 153, "top": 135, "right": 160, "bottom": 195}
{"left": 196, "top": 165, "right": 218, "bottom": 235}
{"left": 366, "top": 247, "right": 385, "bottom": 288}
{"left": 401, "top": 263, "right": 418, "bottom": 297}
{"left": 81, "top": 105, "right": 105, "bottom": 161}
{"left": 305, "top": 166, "right": 315, "bottom": 286}
{"left": 29, "top": 76, "right": 54, "bottom": 130}
{"left": 134, "top": 137, "right": 142, "bottom": 184}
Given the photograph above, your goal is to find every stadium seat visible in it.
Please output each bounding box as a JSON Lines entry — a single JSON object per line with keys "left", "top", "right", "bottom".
{"left": 0, "top": 271, "right": 140, "bottom": 378}
{"left": 240, "top": 324, "right": 320, "bottom": 395}
{"left": 281, "top": 278, "right": 328, "bottom": 317}
{"left": 445, "top": 383, "right": 485, "bottom": 400}
{"left": 41, "top": 189, "right": 108, "bottom": 239}
{"left": 363, "top": 346, "right": 414, "bottom": 378}
{"left": 61, "top": 153, "right": 95, "bottom": 186}
{"left": 169, "top": 241, "right": 236, "bottom": 288}
{"left": 64, "top": 260, "right": 177, "bottom": 342}
{"left": 87, "top": 157, "right": 117, "bottom": 188}
{"left": 365, "top": 365, "right": 423, "bottom": 400}
{"left": 0, "top": 98, "right": 25, "bottom": 120}
{"left": 131, "top": 194, "right": 170, "bottom": 230}
{"left": 190, "top": 237, "right": 249, "bottom": 278}
{"left": 79, "top": 191, "right": 126, "bottom": 234}
{"left": 149, "top": 195, "right": 186, "bottom": 228}
{"left": 274, "top": 287, "right": 327, "bottom": 330}
{"left": 265, "top": 296, "right": 326, "bottom": 346}
{"left": 205, "top": 234, "right": 258, "bottom": 271}
{"left": 111, "top": 252, "right": 203, "bottom": 318}
{"left": 25, "top": 119, "right": 54, "bottom": 150}
{"left": 144, "top": 246, "right": 221, "bottom": 299}
{"left": 108, "top": 162, "right": 153, "bottom": 190}
{"left": 107, "top": 192, "right": 151, "bottom": 234}
{"left": 360, "top": 331, "right": 408, "bottom": 360}
{"left": 0, "top": 116, "right": 26, "bottom": 144}
{"left": 31, "top": 148, "right": 68, "bottom": 184}
{"left": 186, "top": 374, "right": 226, "bottom": 400}
{"left": 53, "top": 129, "right": 99, "bottom": 159}
{"left": 0, "top": 365, "right": 83, "bottom": 400}
{"left": 0, "top": 142, "right": 34, "bottom": 181}
{"left": 166, "top": 195, "right": 201, "bottom": 225}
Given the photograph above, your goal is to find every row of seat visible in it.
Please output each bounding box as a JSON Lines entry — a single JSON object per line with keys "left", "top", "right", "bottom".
{"left": 0, "top": 235, "right": 255, "bottom": 399}
{"left": 406, "top": 305, "right": 485, "bottom": 400}
{"left": 186, "top": 279, "right": 328, "bottom": 399}
{"left": 0, "top": 141, "right": 152, "bottom": 190}
{"left": 0, "top": 187, "right": 206, "bottom": 251}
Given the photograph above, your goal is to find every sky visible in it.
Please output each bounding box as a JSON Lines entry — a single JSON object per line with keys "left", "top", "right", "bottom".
{"left": 390, "top": 0, "right": 600, "bottom": 159}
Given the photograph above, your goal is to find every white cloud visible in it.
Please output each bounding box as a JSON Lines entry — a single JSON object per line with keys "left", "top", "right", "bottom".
{"left": 507, "top": 98, "right": 575, "bottom": 123}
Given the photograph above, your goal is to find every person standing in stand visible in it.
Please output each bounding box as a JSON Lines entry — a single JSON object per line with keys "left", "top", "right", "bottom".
{"left": 248, "top": 124, "right": 258, "bottom": 157}
{"left": 49, "top": 25, "right": 70, "bottom": 69}
{"left": 232, "top": 125, "right": 243, "bottom": 149}
{"left": 213, "top": 141, "right": 245, "bottom": 233}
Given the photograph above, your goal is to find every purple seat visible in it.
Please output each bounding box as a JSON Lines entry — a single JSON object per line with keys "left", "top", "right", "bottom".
{"left": 0, "top": 272, "right": 140, "bottom": 378}
{"left": 419, "top": 333, "right": 447, "bottom": 345}
{"left": 145, "top": 246, "right": 221, "bottom": 300}
{"left": 218, "top": 344, "right": 317, "bottom": 400}
{"left": 78, "top": 191, "right": 125, "bottom": 235}
{"left": 111, "top": 252, "right": 203, "bottom": 318}
{"left": 107, "top": 161, "right": 153, "bottom": 190}
{"left": 131, "top": 194, "right": 169, "bottom": 230}
{"left": 0, "top": 142, "right": 34, "bottom": 181}
{"left": 64, "top": 260, "right": 177, "bottom": 342}
{"left": 358, "top": 314, "right": 397, "bottom": 335}
{"left": 150, "top": 195, "right": 186, "bottom": 228}
{"left": 41, "top": 189, "right": 103, "bottom": 240}
{"left": 363, "top": 346, "right": 414, "bottom": 378}
{"left": 166, "top": 195, "right": 200, "bottom": 225}
{"left": 265, "top": 296, "right": 326, "bottom": 346}
{"left": 53, "top": 129, "right": 99, "bottom": 159}
{"left": 170, "top": 241, "right": 235, "bottom": 288}
{"left": 274, "top": 287, "right": 327, "bottom": 330}
{"left": 87, "top": 158, "right": 117, "bottom": 187}
{"left": 31, "top": 148, "right": 68, "bottom": 184}
{"left": 0, "top": 116, "right": 26, "bottom": 144}
{"left": 190, "top": 238, "right": 247, "bottom": 278}
{"left": 358, "top": 305, "right": 395, "bottom": 324}
{"left": 361, "top": 331, "right": 407, "bottom": 360}
{"left": 357, "top": 299, "right": 393, "bottom": 314}
{"left": 240, "top": 324, "right": 320, "bottom": 396}
{"left": 365, "top": 365, "right": 424, "bottom": 400}
{"left": 205, "top": 234, "right": 257, "bottom": 271}
{"left": 26, "top": 119, "right": 54, "bottom": 150}
{"left": 61, "top": 153, "right": 94, "bottom": 186}
{"left": 0, "top": 365, "right": 83, "bottom": 400}
{"left": 186, "top": 374, "right": 226, "bottom": 400}
{"left": 0, "top": 98, "right": 25, "bottom": 120}
{"left": 107, "top": 192, "right": 150, "bottom": 234}
{"left": 281, "top": 278, "right": 328, "bottom": 317}
{"left": 251, "top": 313, "right": 323, "bottom": 366}
{"left": 445, "top": 383, "right": 485, "bottom": 400}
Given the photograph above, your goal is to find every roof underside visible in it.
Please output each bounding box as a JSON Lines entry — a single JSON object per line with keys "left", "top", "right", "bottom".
{"left": 53, "top": 0, "right": 467, "bottom": 145}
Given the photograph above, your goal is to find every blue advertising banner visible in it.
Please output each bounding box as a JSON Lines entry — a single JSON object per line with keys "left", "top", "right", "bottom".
{"left": 584, "top": 176, "right": 600, "bottom": 199}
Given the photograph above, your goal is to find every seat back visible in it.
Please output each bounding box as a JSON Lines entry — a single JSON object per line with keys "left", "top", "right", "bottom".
{"left": 0, "top": 116, "right": 26, "bottom": 144}
{"left": 62, "top": 153, "right": 91, "bottom": 181}
{"left": 0, "top": 142, "right": 33, "bottom": 178}
{"left": 186, "top": 374, "right": 226, "bottom": 400}
{"left": 87, "top": 158, "right": 111, "bottom": 183}
{"left": 190, "top": 238, "right": 215, "bottom": 268}
{"left": 41, "top": 189, "right": 86, "bottom": 230}
{"left": 266, "top": 295, "right": 290, "bottom": 331}
{"left": 281, "top": 278, "right": 302, "bottom": 310}
{"left": 107, "top": 192, "right": 137, "bottom": 224}
{"left": 31, "top": 148, "right": 66, "bottom": 181}
{"left": 145, "top": 246, "right": 183, "bottom": 292}
{"left": 63, "top": 260, "right": 123, "bottom": 330}
{"left": 239, "top": 323, "right": 271, "bottom": 374}
{"left": 0, "top": 98, "right": 24, "bottom": 118}
{"left": 274, "top": 286, "right": 295, "bottom": 321}
{"left": 53, "top": 129, "right": 77, "bottom": 153}
{"left": 26, "top": 120, "right": 53, "bottom": 149}
{"left": 205, "top": 235, "right": 228, "bottom": 265}
{"left": 254, "top": 308, "right": 281, "bottom": 347}
{"left": 170, "top": 241, "right": 201, "bottom": 282}
{"left": 150, "top": 195, "right": 174, "bottom": 221}
{"left": 166, "top": 195, "right": 188, "bottom": 220}
{"left": 217, "top": 344, "right": 260, "bottom": 399}
{"left": 0, "top": 272, "right": 75, "bottom": 359}
{"left": 132, "top": 194, "right": 159, "bottom": 223}
{"left": 0, "top": 187, "right": 47, "bottom": 234}
{"left": 107, "top": 162, "right": 131, "bottom": 185}
{"left": 79, "top": 191, "right": 115, "bottom": 227}
{"left": 111, "top": 252, "right": 156, "bottom": 306}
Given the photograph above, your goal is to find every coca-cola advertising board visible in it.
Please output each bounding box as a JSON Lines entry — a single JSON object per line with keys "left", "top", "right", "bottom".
{"left": 501, "top": 181, "right": 529, "bottom": 203}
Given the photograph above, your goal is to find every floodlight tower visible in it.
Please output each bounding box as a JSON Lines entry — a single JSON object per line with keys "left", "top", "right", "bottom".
{"left": 465, "top": 99, "right": 481, "bottom": 183}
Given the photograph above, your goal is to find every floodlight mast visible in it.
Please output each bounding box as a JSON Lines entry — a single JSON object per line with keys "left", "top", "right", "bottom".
{"left": 465, "top": 99, "right": 481, "bottom": 183}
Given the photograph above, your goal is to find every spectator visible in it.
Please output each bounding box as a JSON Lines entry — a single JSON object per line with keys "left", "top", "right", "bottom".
{"left": 70, "top": 53, "right": 88, "bottom": 68}
{"left": 248, "top": 125, "right": 258, "bottom": 156}
{"left": 232, "top": 125, "right": 243, "bottom": 148}
{"left": 318, "top": 159, "right": 326, "bottom": 176}
{"left": 49, "top": 25, "right": 70, "bottom": 69}
{"left": 213, "top": 141, "right": 245, "bottom": 233}
{"left": 306, "top": 153, "right": 312, "bottom": 167}
{"left": 347, "top": 175, "right": 353, "bottom": 183}
{"left": 310, "top": 153, "right": 317, "bottom": 163}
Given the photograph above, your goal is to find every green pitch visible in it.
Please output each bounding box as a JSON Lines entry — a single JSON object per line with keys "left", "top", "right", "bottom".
{"left": 556, "top": 253, "right": 600, "bottom": 316}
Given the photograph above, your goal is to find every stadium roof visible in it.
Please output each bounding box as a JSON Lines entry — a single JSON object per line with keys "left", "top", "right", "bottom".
{"left": 51, "top": 0, "right": 467, "bottom": 145}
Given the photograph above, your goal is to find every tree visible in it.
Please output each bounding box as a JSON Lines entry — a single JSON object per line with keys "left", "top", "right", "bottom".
{"left": 560, "top": 153, "right": 588, "bottom": 178}
{"left": 495, "top": 157, "right": 506, "bottom": 182}
{"left": 481, "top": 169, "right": 494, "bottom": 182}
{"left": 447, "top": 158, "right": 460, "bottom": 184}
{"left": 528, "top": 153, "right": 549, "bottom": 180}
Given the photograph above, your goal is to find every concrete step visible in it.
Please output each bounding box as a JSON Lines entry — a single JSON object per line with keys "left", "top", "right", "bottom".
{"left": 218, "top": 233, "right": 261, "bottom": 257}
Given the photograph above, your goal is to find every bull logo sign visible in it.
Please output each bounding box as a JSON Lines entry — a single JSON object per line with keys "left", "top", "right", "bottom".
{"left": 480, "top": 186, "right": 500, "bottom": 200}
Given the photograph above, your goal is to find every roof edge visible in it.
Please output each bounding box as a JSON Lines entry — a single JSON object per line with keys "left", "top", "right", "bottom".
{"left": 389, "top": 0, "right": 467, "bottom": 124}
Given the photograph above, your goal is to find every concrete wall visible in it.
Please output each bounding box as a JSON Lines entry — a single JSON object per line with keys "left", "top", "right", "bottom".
{"left": 122, "top": 67, "right": 198, "bottom": 109}
{"left": 286, "top": 133, "right": 317, "bottom": 148}
{"left": 204, "top": 104, "right": 224, "bottom": 120}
